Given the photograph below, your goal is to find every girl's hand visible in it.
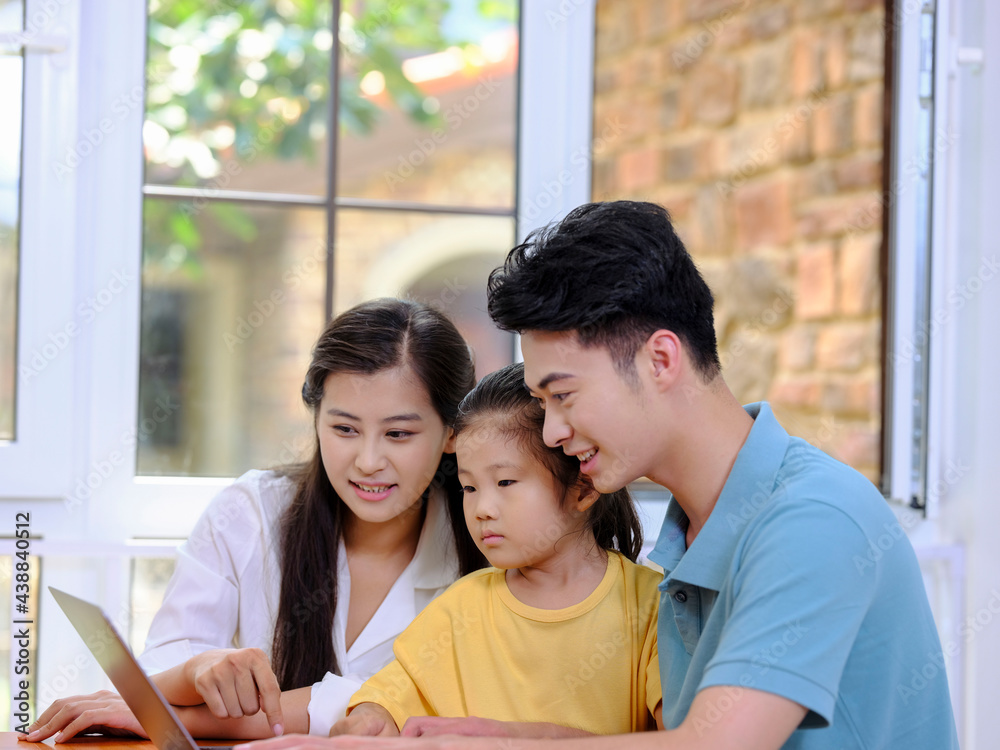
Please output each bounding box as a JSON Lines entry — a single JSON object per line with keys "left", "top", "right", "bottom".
{"left": 329, "top": 703, "right": 399, "bottom": 737}
{"left": 17, "top": 690, "right": 147, "bottom": 742}
{"left": 182, "top": 648, "right": 284, "bottom": 734}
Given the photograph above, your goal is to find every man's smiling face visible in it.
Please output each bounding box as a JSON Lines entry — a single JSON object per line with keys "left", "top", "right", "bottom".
{"left": 521, "top": 330, "right": 655, "bottom": 493}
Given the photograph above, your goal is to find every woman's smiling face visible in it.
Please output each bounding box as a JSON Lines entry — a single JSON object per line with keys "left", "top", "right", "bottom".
{"left": 318, "top": 365, "right": 454, "bottom": 525}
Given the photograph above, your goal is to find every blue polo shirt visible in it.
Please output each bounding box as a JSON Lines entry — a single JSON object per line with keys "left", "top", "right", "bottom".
{"left": 648, "top": 402, "right": 958, "bottom": 749}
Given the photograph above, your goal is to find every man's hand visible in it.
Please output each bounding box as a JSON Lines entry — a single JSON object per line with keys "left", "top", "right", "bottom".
{"left": 402, "top": 716, "right": 593, "bottom": 739}
{"left": 401, "top": 716, "right": 514, "bottom": 737}
{"left": 329, "top": 703, "right": 398, "bottom": 737}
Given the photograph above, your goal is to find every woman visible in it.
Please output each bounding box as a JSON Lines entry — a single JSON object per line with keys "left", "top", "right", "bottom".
{"left": 24, "top": 299, "right": 486, "bottom": 742}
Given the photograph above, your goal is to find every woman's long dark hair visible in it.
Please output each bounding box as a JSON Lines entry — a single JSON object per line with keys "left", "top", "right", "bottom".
{"left": 271, "top": 299, "right": 485, "bottom": 690}
{"left": 454, "top": 362, "right": 643, "bottom": 561}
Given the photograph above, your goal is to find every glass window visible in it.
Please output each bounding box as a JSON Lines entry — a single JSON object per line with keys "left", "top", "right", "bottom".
{"left": 138, "top": 200, "right": 324, "bottom": 477}
{"left": 0, "top": 0, "right": 24, "bottom": 442}
{"left": 144, "top": 0, "right": 333, "bottom": 195}
{"left": 139, "top": 1, "right": 519, "bottom": 478}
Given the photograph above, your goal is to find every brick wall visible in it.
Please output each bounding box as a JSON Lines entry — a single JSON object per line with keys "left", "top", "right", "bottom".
{"left": 593, "top": 0, "right": 885, "bottom": 481}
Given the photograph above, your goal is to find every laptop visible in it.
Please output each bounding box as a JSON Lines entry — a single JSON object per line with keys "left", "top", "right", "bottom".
{"left": 49, "top": 587, "right": 233, "bottom": 750}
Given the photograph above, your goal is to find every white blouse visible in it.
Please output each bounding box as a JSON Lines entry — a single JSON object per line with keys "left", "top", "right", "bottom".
{"left": 138, "top": 469, "right": 460, "bottom": 736}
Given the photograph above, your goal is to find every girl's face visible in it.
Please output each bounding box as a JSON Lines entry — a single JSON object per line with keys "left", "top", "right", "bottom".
{"left": 318, "top": 365, "right": 454, "bottom": 526}
{"left": 457, "top": 426, "right": 585, "bottom": 570}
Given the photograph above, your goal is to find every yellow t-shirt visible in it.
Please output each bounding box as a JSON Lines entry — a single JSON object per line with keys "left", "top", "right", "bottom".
{"left": 347, "top": 551, "right": 662, "bottom": 735}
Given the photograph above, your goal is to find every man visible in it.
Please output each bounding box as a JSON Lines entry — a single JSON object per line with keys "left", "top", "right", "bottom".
{"left": 247, "top": 201, "right": 959, "bottom": 749}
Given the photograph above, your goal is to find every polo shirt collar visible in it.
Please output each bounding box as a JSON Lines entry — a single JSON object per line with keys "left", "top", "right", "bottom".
{"left": 649, "top": 402, "right": 790, "bottom": 592}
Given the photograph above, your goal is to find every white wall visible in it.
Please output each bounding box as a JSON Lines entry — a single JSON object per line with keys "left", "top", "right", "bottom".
{"left": 939, "top": 0, "right": 1000, "bottom": 747}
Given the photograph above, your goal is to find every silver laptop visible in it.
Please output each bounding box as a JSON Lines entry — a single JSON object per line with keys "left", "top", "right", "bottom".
{"left": 49, "top": 587, "right": 233, "bottom": 750}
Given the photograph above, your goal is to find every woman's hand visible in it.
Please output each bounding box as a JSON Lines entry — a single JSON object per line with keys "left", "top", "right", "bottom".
{"left": 329, "top": 703, "right": 399, "bottom": 737}
{"left": 177, "top": 648, "right": 284, "bottom": 735}
{"left": 18, "top": 690, "right": 147, "bottom": 743}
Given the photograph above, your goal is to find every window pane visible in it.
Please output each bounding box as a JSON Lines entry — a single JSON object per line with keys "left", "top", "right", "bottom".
{"left": 0, "top": 0, "right": 23, "bottom": 441}
{"left": 130, "top": 555, "right": 177, "bottom": 651}
{"left": 138, "top": 199, "right": 326, "bottom": 477}
{"left": 144, "top": 0, "right": 332, "bottom": 196}
{"left": 335, "top": 209, "right": 515, "bottom": 379}
{"left": 337, "top": 1, "right": 518, "bottom": 209}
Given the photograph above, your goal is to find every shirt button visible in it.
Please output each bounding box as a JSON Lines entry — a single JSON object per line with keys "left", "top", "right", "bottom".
{"left": 674, "top": 590, "right": 687, "bottom": 603}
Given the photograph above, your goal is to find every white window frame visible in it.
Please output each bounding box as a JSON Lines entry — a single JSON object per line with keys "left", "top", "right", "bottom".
{"left": 0, "top": 0, "right": 79, "bottom": 508}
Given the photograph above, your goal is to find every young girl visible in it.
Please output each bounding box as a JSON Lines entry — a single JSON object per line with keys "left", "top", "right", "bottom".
{"left": 23, "top": 299, "right": 487, "bottom": 742}
{"left": 330, "top": 362, "right": 663, "bottom": 739}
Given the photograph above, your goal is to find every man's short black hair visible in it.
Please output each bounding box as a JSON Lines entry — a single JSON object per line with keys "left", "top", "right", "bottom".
{"left": 487, "top": 200, "right": 721, "bottom": 381}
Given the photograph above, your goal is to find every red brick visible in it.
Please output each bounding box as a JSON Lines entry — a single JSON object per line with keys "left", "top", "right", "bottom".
{"left": 812, "top": 92, "right": 854, "bottom": 156}
{"left": 662, "top": 139, "right": 713, "bottom": 182}
{"left": 769, "top": 374, "right": 822, "bottom": 408}
{"left": 844, "top": 0, "right": 882, "bottom": 11}
{"left": 734, "top": 178, "right": 795, "bottom": 250}
{"left": 792, "top": 28, "right": 824, "bottom": 99}
{"left": 779, "top": 326, "right": 817, "bottom": 371}
{"left": 834, "top": 151, "right": 883, "bottom": 190}
{"left": 828, "top": 424, "right": 880, "bottom": 472}
{"left": 659, "top": 80, "right": 691, "bottom": 130}
{"left": 848, "top": 16, "right": 885, "bottom": 83}
{"left": 854, "top": 82, "right": 885, "bottom": 147}
{"left": 794, "top": 164, "right": 837, "bottom": 202}
{"left": 824, "top": 25, "right": 848, "bottom": 89}
{"left": 689, "top": 185, "right": 732, "bottom": 255}
{"left": 692, "top": 59, "right": 740, "bottom": 125}
{"left": 793, "top": 0, "right": 845, "bottom": 22}
{"left": 685, "top": 0, "right": 747, "bottom": 23}
{"left": 748, "top": 6, "right": 791, "bottom": 40}
{"left": 796, "top": 242, "right": 837, "bottom": 319}
{"left": 816, "top": 322, "right": 875, "bottom": 370}
{"left": 822, "top": 373, "right": 881, "bottom": 415}
{"left": 797, "top": 194, "right": 883, "bottom": 240}
{"left": 839, "top": 231, "right": 882, "bottom": 315}
{"left": 741, "top": 38, "right": 792, "bottom": 109}
{"left": 617, "top": 147, "right": 660, "bottom": 192}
